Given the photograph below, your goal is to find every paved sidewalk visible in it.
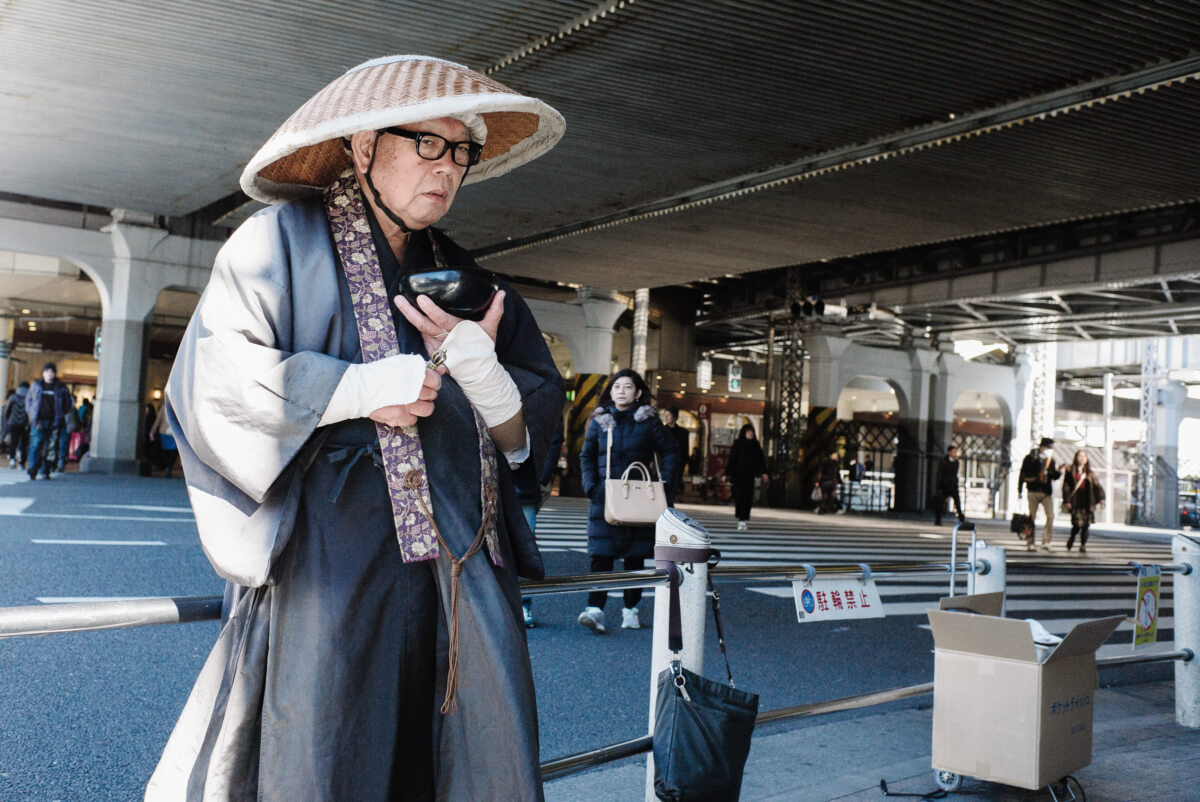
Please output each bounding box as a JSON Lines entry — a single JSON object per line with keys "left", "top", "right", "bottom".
{"left": 546, "top": 680, "right": 1198, "bottom": 801}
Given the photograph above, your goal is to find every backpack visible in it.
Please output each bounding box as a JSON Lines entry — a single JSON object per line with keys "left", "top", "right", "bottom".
{"left": 6, "top": 397, "right": 28, "bottom": 428}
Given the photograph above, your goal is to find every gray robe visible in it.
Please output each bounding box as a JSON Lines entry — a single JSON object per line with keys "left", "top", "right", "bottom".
{"left": 147, "top": 196, "right": 562, "bottom": 801}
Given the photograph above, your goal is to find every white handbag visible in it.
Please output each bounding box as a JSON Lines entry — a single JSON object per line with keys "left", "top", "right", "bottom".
{"left": 603, "top": 427, "right": 668, "bottom": 526}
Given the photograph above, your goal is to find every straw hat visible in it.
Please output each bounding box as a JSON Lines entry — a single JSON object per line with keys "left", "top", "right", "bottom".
{"left": 241, "top": 55, "right": 565, "bottom": 204}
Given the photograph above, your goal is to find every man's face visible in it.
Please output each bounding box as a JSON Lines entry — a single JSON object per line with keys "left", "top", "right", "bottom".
{"left": 42, "top": 368, "right": 55, "bottom": 383}
{"left": 948, "top": 447, "right": 958, "bottom": 460}
{"left": 351, "top": 117, "right": 471, "bottom": 230}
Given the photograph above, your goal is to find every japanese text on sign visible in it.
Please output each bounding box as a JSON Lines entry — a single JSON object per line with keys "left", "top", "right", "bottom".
{"left": 792, "top": 577, "right": 885, "bottom": 622}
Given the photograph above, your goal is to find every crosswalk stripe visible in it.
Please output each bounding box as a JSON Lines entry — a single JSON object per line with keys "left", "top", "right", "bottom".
{"left": 531, "top": 498, "right": 1178, "bottom": 643}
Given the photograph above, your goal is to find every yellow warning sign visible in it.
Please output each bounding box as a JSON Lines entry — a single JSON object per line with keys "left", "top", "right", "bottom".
{"left": 1133, "top": 567, "right": 1161, "bottom": 649}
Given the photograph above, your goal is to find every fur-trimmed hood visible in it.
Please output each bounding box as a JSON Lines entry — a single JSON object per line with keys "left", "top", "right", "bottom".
{"left": 590, "top": 403, "right": 657, "bottom": 432}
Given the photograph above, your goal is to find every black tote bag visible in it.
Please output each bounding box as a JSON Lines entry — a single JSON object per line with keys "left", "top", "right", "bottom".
{"left": 652, "top": 562, "right": 758, "bottom": 801}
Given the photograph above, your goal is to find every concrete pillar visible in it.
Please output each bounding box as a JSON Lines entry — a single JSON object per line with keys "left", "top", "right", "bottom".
{"left": 895, "top": 348, "right": 938, "bottom": 513}
{"left": 1006, "top": 353, "right": 1035, "bottom": 518}
{"left": 1174, "top": 534, "right": 1200, "bottom": 728}
{"left": 566, "top": 289, "right": 627, "bottom": 374}
{"left": 81, "top": 221, "right": 171, "bottom": 474}
{"left": 1155, "top": 382, "right": 1187, "bottom": 525}
{"left": 802, "top": 332, "right": 850, "bottom": 502}
{"left": 631, "top": 288, "right": 649, "bottom": 376}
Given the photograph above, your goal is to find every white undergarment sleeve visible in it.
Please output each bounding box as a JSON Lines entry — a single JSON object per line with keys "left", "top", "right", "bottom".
{"left": 442, "top": 321, "right": 523, "bottom": 428}
{"left": 318, "top": 353, "right": 428, "bottom": 426}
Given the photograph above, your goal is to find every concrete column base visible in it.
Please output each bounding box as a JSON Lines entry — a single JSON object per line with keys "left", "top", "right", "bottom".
{"left": 79, "top": 455, "right": 142, "bottom": 475}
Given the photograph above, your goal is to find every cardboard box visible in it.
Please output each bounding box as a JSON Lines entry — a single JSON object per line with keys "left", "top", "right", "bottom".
{"left": 927, "top": 594, "right": 1123, "bottom": 790}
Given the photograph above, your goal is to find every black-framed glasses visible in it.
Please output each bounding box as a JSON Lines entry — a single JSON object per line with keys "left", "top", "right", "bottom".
{"left": 381, "top": 128, "right": 483, "bottom": 167}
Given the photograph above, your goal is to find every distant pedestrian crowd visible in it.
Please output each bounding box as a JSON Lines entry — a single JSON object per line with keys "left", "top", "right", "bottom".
{"left": 1, "top": 362, "right": 92, "bottom": 478}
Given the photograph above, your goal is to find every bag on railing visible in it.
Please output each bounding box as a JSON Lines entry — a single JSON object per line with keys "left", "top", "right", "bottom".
{"left": 603, "top": 427, "right": 667, "bottom": 526}
{"left": 653, "top": 563, "right": 758, "bottom": 801}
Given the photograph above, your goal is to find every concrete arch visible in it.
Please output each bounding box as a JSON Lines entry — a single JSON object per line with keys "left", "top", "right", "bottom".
{"left": 836, "top": 374, "right": 909, "bottom": 422}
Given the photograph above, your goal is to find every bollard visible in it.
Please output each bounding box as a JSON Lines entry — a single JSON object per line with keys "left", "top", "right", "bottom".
{"left": 646, "top": 509, "right": 714, "bottom": 801}
{"left": 968, "top": 540, "right": 1008, "bottom": 614}
{"left": 1174, "top": 534, "right": 1199, "bottom": 728}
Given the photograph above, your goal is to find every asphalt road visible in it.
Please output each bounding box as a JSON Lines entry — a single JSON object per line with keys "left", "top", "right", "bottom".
{"left": 0, "top": 470, "right": 1181, "bottom": 800}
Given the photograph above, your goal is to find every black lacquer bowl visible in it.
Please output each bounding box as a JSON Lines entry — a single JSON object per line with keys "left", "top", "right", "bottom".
{"left": 398, "top": 267, "right": 499, "bottom": 321}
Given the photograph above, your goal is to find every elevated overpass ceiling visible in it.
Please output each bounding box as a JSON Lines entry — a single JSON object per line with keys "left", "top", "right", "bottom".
{"left": 2, "top": 1, "right": 1200, "bottom": 346}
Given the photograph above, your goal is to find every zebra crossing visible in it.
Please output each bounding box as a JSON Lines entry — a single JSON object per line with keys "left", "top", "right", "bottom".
{"left": 532, "top": 497, "right": 1179, "bottom": 659}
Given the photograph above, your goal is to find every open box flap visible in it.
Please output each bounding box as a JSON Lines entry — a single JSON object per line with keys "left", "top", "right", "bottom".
{"left": 1044, "top": 615, "right": 1124, "bottom": 663}
{"left": 939, "top": 592, "right": 1004, "bottom": 617}
{"left": 927, "top": 609, "right": 1037, "bottom": 661}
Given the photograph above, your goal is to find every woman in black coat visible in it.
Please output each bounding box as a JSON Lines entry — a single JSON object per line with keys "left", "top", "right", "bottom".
{"left": 724, "top": 423, "right": 768, "bottom": 530}
{"left": 579, "top": 369, "right": 679, "bottom": 633}
{"left": 1063, "top": 450, "right": 1105, "bottom": 554}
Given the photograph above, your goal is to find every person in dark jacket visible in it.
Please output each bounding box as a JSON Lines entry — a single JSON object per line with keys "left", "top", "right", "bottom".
{"left": 816, "top": 449, "right": 842, "bottom": 514}
{"left": 934, "top": 445, "right": 966, "bottom": 526}
{"left": 579, "top": 369, "right": 679, "bottom": 633}
{"left": 1018, "top": 436, "right": 1061, "bottom": 551}
{"left": 25, "top": 363, "right": 73, "bottom": 480}
{"left": 515, "top": 419, "right": 564, "bottom": 627}
{"left": 4, "top": 382, "right": 31, "bottom": 469}
{"left": 724, "top": 423, "right": 768, "bottom": 530}
{"left": 1063, "top": 450, "right": 1104, "bottom": 554}
{"left": 662, "top": 405, "right": 690, "bottom": 495}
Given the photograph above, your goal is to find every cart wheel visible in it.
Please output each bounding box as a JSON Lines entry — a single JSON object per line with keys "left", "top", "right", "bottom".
{"left": 933, "top": 769, "right": 962, "bottom": 791}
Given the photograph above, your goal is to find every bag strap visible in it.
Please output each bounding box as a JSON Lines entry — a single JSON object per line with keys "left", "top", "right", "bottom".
{"left": 605, "top": 424, "right": 613, "bottom": 480}
{"left": 664, "top": 553, "right": 737, "bottom": 686}
{"left": 708, "top": 574, "right": 735, "bottom": 687}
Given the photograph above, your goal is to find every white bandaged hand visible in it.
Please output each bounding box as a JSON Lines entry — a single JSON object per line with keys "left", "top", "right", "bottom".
{"left": 442, "top": 321, "right": 522, "bottom": 428}
{"left": 318, "top": 353, "right": 428, "bottom": 426}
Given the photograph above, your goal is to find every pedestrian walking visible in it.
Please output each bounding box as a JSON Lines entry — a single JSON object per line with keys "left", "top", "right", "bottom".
{"left": 25, "top": 363, "right": 73, "bottom": 480}
{"left": 146, "top": 55, "right": 565, "bottom": 801}
{"left": 662, "top": 405, "right": 690, "bottom": 496}
{"left": 150, "top": 404, "right": 178, "bottom": 478}
{"left": 933, "top": 445, "right": 966, "bottom": 526}
{"left": 3, "top": 382, "right": 30, "bottom": 469}
{"left": 1018, "top": 437, "right": 1061, "bottom": 551}
{"left": 724, "top": 423, "right": 768, "bottom": 530}
{"left": 579, "top": 369, "right": 679, "bottom": 633}
{"left": 816, "top": 449, "right": 842, "bottom": 514}
{"left": 1063, "top": 450, "right": 1104, "bottom": 554}
{"left": 516, "top": 421, "right": 564, "bottom": 628}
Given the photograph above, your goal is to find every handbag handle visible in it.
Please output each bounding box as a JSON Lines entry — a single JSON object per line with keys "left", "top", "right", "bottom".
{"left": 620, "top": 461, "right": 653, "bottom": 484}
{"left": 605, "top": 415, "right": 665, "bottom": 482}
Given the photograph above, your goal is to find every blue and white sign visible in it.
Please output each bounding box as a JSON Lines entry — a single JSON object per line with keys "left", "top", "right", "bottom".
{"left": 792, "top": 577, "right": 885, "bottom": 623}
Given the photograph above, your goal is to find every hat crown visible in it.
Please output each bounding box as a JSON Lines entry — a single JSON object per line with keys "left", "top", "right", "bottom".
{"left": 241, "top": 55, "right": 565, "bottom": 204}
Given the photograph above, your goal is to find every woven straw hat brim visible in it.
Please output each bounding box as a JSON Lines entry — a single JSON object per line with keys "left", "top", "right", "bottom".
{"left": 241, "top": 56, "right": 565, "bottom": 204}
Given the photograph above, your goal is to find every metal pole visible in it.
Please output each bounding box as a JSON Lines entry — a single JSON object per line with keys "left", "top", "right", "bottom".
{"left": 1175, "top": 534, "right": 1200, "bottom": 728}
{"left": 1103, "top": 371, "right": 1114, "bottom": 525}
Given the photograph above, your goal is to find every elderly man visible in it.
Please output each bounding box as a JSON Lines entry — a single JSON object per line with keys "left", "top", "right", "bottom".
{"left": 147, "top": 56, "right": 565, "bottom": 801}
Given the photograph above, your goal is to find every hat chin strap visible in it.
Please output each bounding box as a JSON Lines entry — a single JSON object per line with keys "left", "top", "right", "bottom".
{"left": 362, "top": 132, "right": 472, "bottom": 236}
{"left": 364, "top": 134, "right": 417, "bottom": 234}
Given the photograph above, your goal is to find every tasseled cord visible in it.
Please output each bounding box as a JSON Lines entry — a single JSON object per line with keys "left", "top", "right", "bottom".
{"left": 414, "top": 492, "right": 492, "bottom": 715}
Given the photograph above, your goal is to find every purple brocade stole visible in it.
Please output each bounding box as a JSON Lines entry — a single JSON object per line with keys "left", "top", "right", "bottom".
{"left": 323, "top": 171, "right": 501, "bottom": 568}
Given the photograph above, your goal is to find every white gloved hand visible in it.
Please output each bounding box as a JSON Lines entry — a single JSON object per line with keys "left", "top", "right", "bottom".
{"left": 442, "top": 320, "right": 522, "bottom": 428}
{"left": 318, "top": 353, "right": 428, "bottom": 426}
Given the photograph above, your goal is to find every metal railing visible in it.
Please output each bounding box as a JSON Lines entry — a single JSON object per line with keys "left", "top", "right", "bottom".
{"left": 1, "top": 541, "right": 1196, "bottom": 788}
